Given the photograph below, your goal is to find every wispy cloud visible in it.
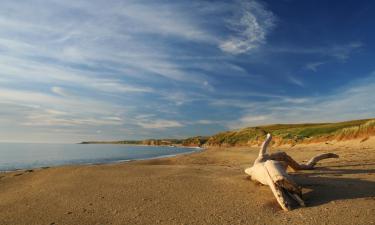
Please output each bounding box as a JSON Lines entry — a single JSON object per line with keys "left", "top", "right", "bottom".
{"left": 227, "top": 73, "right": 375, "bottom": 129}
{"left": 230, "top": 115, "right": 267, "bottom": 128}
{"left": 195, "top": 120, "right": 221, "bottom": 125}
{"left": 305, "top": 61, "right": 326, "bottom": 72}
{"left": 330, "top": 42, "right": 363, "bottom": 61}
{"left": 51, "top": 86, "right": 70, "bottom": 97}
{"left": 0, "top": 87, "right": 126, "bottom": 126}
{"left": 271, "top": 41, "right": 362, "bottom": 61}
{"left": 219, "top": 0, "right": 275, "bottom": 54}
{"left": 137, "top": 120, "right": 184, "bottom": 129}
{"left": 287, "top": 75, "right": 305, "bottom": 87}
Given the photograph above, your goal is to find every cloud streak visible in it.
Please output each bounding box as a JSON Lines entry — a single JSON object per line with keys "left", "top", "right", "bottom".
{"left": 219, "top": 0, "right": 275, "bottom": 54}
{"left": 270, "top": 42, "right": 363, "bottom": 61}
{"left": 305, "top": 62, "right": 326, "bottom": 72}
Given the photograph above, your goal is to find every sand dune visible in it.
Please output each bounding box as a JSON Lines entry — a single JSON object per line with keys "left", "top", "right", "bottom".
{"left": 0, "top": 138, "right": 374, "bottom": 225}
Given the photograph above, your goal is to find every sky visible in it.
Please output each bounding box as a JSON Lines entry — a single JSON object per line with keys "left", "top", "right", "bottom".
{"left": 0, "top": 0, "right": 374, "bottom": 143}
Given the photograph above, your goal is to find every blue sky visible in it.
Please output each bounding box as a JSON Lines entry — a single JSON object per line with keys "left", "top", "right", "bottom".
{"left": 0, "top": 0, "right": 374, "bottom": 143}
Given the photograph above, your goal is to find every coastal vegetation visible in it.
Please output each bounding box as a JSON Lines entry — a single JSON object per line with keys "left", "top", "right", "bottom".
{"left": 81, "top": 118, "right": 375, "bottom": 147}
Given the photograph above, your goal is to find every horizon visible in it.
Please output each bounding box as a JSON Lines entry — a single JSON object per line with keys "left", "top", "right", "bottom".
{"left": 1, "top": 117, "right": 373, "bottom": 144}
{"left": 1, "top": 0, "right": 375, "bottom": 143}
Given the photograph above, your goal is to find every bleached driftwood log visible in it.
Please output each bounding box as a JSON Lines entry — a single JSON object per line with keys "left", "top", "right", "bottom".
{"left": 245, "top": 133, "right": 339, "bottom": 211}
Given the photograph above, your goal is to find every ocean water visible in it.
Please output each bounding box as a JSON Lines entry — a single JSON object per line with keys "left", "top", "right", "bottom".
{"left": 0, "top": 143, "right": 199, "bottom": 171}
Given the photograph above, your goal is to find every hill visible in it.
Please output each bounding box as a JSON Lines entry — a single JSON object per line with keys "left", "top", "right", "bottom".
{"left": 81, "top": 118, "right": 375, "bottom": 147}
{"left": 203, "top": 118, "right": 375, "bottom": 147}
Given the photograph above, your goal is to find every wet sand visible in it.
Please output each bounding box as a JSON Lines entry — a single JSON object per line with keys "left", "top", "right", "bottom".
{"left": 0, "top": 138, "right": 374, "bottom": 225}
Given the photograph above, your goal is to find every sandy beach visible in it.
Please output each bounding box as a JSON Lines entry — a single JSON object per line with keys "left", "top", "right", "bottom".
{"left": 0, "top": 139, "right": 374, "bottom": 225}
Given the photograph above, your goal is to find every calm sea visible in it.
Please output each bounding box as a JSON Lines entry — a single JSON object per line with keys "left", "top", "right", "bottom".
{"left": 0, "top": 143, "right": 199, "bottom": 171}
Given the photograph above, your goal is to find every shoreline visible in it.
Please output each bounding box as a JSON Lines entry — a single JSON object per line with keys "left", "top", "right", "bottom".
{"left": 0, "top": 138, "right": 374, "bottom": 224}
{"left": 1, "top": 136, "right": 373, "bottom": 173}
{"left": 0, "top": 146, "right": 204, "bottom": 173}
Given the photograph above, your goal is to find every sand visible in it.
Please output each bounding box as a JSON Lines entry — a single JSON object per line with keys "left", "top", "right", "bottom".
{"left": 0, "top": 138, "right": 374, "bottom": 225}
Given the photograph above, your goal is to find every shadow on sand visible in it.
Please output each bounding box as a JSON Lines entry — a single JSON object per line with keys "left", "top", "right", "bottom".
{"left": 292, "top": 167, "right": 375, "bottom": 207}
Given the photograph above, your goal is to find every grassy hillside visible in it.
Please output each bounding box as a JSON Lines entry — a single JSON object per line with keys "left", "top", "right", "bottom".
{"left": 203, "top": 118, "right": 375, "bottom": 147}
{"left": 81, "top": 118, "right": 375, "bottom": 147}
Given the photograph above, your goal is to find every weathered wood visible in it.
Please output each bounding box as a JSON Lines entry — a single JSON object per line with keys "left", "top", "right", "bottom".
{"left": 245, "top": 133, "right": 339, "bottom": 211}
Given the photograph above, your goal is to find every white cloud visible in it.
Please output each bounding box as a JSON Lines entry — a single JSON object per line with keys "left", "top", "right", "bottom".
{"left": 271, "top": 42, "right": 362, "bottom": 61}
{"left": 0, "top": 1, "right": 216, "bottom": 87}
{"left": 194, "top": 120, "right": 221, "bottom": 125}
{"left": 305, "top": 62, "right": 325, "bottom": 72}
{"left": 0, "top": 55, "right": 153, "bottom": 94}
{"left": 209, "top": 93, "right": 309, "bottom": 109}
{"left": 23, "top": 114, "right": 124, "bottom": 127}
{"left": 114, "top": 2, "right": 217, "bottom": 43}
{"left": 0, "top": 87, "right": 127, "bottom": 128}
{"left": 330, "top": 42, "right": 362, "bottom": 61}
{"left": 45, "top": 109, "right": 68, "bottom": 116}
{"left": 229, "top": 115, "right": 268, "bottom": 128}
{"left": 51, "top": 86, "right": 69, "bottom": 97}
{"left": 0, "top": 0, "right": 277, "bottom": 97}
{"left": 137, "top": 120, "right": 184, "bottom": 129}
{"left": 219, "top": 0, "right": 275, "bottom": 54}
{"left": 288, "top": 75, "right": 305, "bottom": 87}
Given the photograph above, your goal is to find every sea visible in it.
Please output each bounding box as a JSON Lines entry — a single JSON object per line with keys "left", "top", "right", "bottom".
{"left": 0, "top": 143, "right": 200, "bottom": 171}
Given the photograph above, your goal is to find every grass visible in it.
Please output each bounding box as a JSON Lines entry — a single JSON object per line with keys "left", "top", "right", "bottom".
{"left": 204, "top": 118, "right": 375, "bottom": 146}
{"left": 82, "top": 118, "right": 375, "bottom": 147}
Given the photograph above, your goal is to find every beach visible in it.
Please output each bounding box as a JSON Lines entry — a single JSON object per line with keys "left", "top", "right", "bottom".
{"left": 0, "top": 138, "right": 374, "bottom": 225}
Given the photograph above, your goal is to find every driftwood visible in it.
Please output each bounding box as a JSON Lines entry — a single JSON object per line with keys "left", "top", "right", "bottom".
{"left": 245, "top": 133, "right": 339, "bottom": 211}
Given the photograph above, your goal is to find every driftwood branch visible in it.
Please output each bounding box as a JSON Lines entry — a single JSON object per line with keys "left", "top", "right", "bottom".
{"left": 245, "top": 133, "right": 339, "bottom": 211}
{"left": 259, "top": 133, "right": 272, "bottom": 158}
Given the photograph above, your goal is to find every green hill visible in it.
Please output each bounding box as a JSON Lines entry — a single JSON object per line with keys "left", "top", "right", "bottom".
{"left": 203, "top": 118, "right": 375, "bottom": 147}
{"left": 81, "top": 118, "right": 375, "bottom": 147}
